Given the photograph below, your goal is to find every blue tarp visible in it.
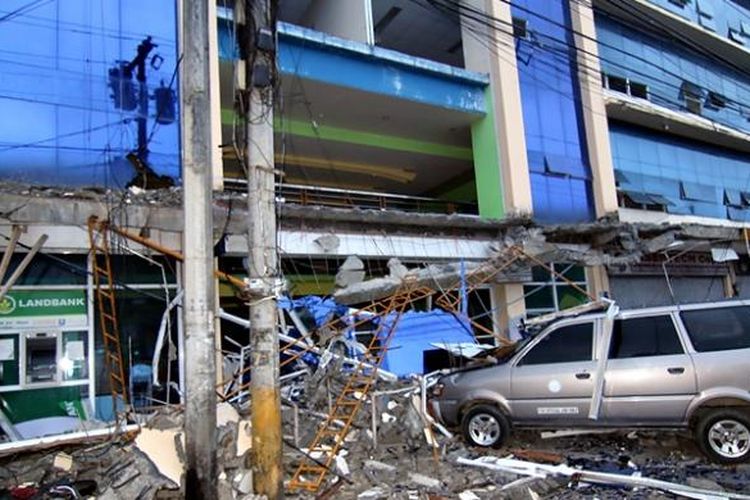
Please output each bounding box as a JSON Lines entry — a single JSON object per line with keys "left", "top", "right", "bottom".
{"left": 375, "top": 310, "right": 476, "bottom": 377}
{"left": 277, "top": 295, "right": 347, "bottom": 327}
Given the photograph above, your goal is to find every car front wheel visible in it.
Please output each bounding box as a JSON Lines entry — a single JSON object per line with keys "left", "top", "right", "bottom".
{"left": 461, "top": 404, "right": 510, "bottom": 448}
{"left": 696, "top": 409, "right": 750, "bottom": 464}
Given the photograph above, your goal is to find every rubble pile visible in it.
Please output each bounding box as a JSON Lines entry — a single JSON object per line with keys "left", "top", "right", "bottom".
{"left": 2, "top": 363, "right": 750, "bottom": 498}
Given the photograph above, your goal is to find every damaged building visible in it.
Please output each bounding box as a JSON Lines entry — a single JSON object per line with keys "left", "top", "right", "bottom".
{"left": 0, "top": 0, "right": 749, "bottom": 497}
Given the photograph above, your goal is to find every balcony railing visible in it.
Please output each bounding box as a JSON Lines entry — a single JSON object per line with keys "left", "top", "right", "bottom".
{"left": 224, "top": 179, "right": 478, "bottom": 215}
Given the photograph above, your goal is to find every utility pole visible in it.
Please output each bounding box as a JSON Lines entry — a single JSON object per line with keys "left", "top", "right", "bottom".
{"left": 239, "top": 0, "right": 282, "bottom": 497}
{"left": 180, "top": 0, "right": 217, "bottom": 498}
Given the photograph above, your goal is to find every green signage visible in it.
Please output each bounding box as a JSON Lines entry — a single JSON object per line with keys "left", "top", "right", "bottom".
{"left": 0, "top": 290, "right": 86, "bottom": 318}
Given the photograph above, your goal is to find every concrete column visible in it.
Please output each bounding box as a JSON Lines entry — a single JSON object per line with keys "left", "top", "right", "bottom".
{"left": 181, "top": 0, "right": 217, "bottom": 496}
{"left": 302, "top": 0, "right": 374, "bottom": 44}
{"left": 568, "top": 0, "right": 619, "bottom": 218}
{"left": 492, "top": 283, "right": 526, "bottom": 341}
{"left": 585, "top": 265, "right": 610, "bottom": 299}
{"left": 462, "top": 0, "right": 533, "bottom": 219}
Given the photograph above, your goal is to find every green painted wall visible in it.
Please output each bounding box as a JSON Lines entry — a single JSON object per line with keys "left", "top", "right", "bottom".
{"left": 1, "top": 386, "right": 86, "bottom": 423}
{"left": 470, "top": 89, "right": 505, "bottom": 219}
{"left": 222, "top": 109, "right": 472, "bottom": 161}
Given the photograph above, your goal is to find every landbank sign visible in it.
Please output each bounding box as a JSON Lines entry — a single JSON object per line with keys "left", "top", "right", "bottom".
{"left": 0, "top": 290, "right": 87, "bottom": 328}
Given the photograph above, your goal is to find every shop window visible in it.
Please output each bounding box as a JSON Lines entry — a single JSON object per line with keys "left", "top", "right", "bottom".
{"left": 467, "top": 289, "right": 494, "bottom": 344}
{"left": 524, "top": 264, "right": 588, "bottom": 317}
{"left": 25, "top": 332, "right": 57, "bottom": 384}
{"left": 61, "top": 331, "right": 88, "bottom": 381}
{"left": 0, "top": 334, "right": 19, "bottom": 386}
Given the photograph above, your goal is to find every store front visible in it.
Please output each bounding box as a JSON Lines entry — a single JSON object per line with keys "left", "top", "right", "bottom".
{"left": 0, "top": 289, "right": 92, "bottom": 439}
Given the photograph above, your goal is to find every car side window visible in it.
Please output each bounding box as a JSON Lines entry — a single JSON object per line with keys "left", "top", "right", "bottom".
{"left": 609, "top": 315, "right": 683, "bottom": 359}
{"left": 680, "top": 306, "right": 750, "bottom": 353}
{"left": 519, "top": 322, "right": 593, "bottom": 366}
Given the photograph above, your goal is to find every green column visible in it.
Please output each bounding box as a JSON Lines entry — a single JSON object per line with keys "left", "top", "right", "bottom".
{"left": 470, "top": 88, "right": 505, "bottom": 219}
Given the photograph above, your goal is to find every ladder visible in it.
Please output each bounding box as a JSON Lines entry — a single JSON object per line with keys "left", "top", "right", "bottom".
{"left": 87, "top": 216, "right": 130, "bottom": 423}
{"left": 288, "top": 281, "right": 430, "bottom": 492}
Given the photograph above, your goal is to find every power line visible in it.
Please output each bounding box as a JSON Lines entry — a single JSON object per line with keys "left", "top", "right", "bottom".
{"left": 417, "top": 0, "right": 750, "bottom": 127}
{"left": 0, "top": 8, "right": 176, "bottom": 46}
{"left": 0, "top": 119, "right": 128, "bottom": 153}
{"left": 0, "top": 0, "right": 53, "bottom": 24}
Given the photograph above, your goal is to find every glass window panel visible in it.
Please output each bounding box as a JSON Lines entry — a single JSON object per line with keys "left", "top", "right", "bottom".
{"left": 554, "top": 263, "right": 586, "bottom": 282}
{"left": 62, "top": 331, "right": 88, "bottom": 381}
{"left": 681, "top": 306, "right": 750, "bottom": 352}
{"left": 531, "top": 266, "right": 551, "bottom": 282}
{"left": 610, "top": 316, "right": 683, "bottom": 359}
{"left": 524, "top": 286, "right": 554, "bottom": 310}
{"left": 0, "top": 334, "right": 19, "bottom": 386}
{"left": 556, "top": 286, "right": 589, "bottom": 310}
{"left": 520, "top": 322, "right": 593, "bottom": 365}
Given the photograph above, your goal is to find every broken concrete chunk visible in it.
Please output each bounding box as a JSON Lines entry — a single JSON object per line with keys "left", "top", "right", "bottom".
{"left": 233, "top": 470, "right": 253, "bottom": 494}
{"left": 407, "top": 472, "right": 442, "bottom": 489}
{"left": 236, "top": 419, "right": 252, "bottom": 457}
{"left": 216, "top": 401, "right": 241, "bottom": 427}
{"left": 357, "top": 486, "right": 389, "bottom": 499}
{"left": 314, "top": 233, "right": 340, "bottom": 253}
{"left": 52, "top": 452, "right": 73, "bottom": 472}
{"left": 387, "top": 258, "right": 408, "bottom": 279}
{"left": 380, "top": 412, "right": 396, "bottom": 424}
{"left": 458, "top": 491, "right": 480, "bottom": 500}
{"left": 336, "top": 255, "right": 366, "bottom": 287}
{"left": 134, "top": 427, "right": 185, "bottom": 487}
{"left": 363, "top": 460, "right": 397, "bottom": 473}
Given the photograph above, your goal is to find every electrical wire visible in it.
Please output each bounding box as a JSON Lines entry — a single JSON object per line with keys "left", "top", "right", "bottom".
{"left": 0, "top": 120, "right": 128, "bottom": 154}
{"left": 0, "top": 0, "right": 53, "bottom": 24}
{"left": 419, "top": 0, "right": 750, "bottom": 119}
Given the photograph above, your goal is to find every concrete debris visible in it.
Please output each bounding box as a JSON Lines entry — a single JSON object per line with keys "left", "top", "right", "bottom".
{"left": 407, "top": 472, "right": 442, "bottom": 489}
{"left": 357, "top": 486, "right": 388, "bottom": 499}
{"left": 335, "top": 255, "right": 366, "bottom": 287}
{"left": 458, "top": 454, "right": 750, "bottom": 500}
{"left": 52, "top": 452, "right": 73, "bottom": 472}
{"left": 313, "top": 233, "right": 341, "bottom": 253}
{"left": 458, "top": 490, "right": 481, "bottom": 500}
{"left": 134, "top": 427, "right": 185, "bottom": 487}
{"left": 335, "top": 257, "right": 530, "bottom": 304}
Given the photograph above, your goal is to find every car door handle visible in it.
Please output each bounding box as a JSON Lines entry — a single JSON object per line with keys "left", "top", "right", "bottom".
{"left": 667, "top": 367, "right": 685, "bottom": 375}
{"left": 575, "top": 372, "right": 591, "bottom": 380}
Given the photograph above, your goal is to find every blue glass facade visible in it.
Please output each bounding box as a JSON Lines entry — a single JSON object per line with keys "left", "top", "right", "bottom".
{"left": 645, "top": 0, "right": 750, "bottom": 42}
{"left": 598, "top": 6, "right": 750, "bottom": 223}
{"left": 597, "top": 16, "right": 750, "bottom": 134}
{"left": 0, "top": 1, "right": 180, "bottom": 187}
{"left": 611, "top": 122, "right": 750, "bottom": 220}
{"left": 512, "top": 0, "right": 595, "bottom": 223}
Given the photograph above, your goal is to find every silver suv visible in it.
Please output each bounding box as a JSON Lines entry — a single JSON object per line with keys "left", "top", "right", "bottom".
{"left": 429, "top": 300, "right": 750, "bottom": 463}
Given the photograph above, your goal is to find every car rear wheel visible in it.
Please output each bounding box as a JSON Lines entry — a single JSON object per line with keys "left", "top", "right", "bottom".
{"left": 461, "top": 404, "right": 510, "bottom": 448}
{"left": 696, "top": 409, "right": 750, "bottom": 464}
